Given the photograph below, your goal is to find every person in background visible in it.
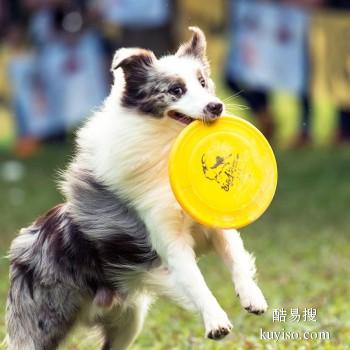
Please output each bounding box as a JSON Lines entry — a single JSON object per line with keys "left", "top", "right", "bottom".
{"left": 282, "top": 0, "right": 325, "bottom": 147}
{"left": 283, "top": 0, "right": 350, "bottom": 145}
{"left": 0, "top": 1, "right": 43, "bottom": 156}
{"left": 2, "top": 23, "right": 42, "bottom": 157}
{"left": 35, "top": 2, "right": 107, "bottom": 136}
{"left": 225, "top": 0, "right": 274, "bottom": 140}
{"left": 95, "top": 0, "right": 178, "bottom": 58}
{"left": 225, "top": 0, "right": 309, "bottom": 142}
{"left": 0, "top": 0, "right": 110, "bottom": 156}
{"left": 326, "top": 0, "right": 350, "bottom": 143}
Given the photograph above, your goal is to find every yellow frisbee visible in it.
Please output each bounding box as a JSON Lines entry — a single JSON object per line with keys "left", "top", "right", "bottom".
{"left": 168, "top": 116, "right": 277, "bottom": 229}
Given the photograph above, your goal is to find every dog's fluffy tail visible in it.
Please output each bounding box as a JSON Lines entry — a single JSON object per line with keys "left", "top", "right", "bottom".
{"left": 5, "top": 221, "right": 81, "bottom": 350}
{"left": 5, "top": 228, "right": 40, "bottom": 349}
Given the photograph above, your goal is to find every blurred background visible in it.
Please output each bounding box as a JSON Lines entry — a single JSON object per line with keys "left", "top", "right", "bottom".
{"left": 0, "top": 0, "right": 350, "bottom": 349}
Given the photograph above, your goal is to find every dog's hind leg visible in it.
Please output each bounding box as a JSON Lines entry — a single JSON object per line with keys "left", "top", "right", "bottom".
{"left": 101, "top": 294, "right": 151, "bottom": 350}
{"left": 210, "top": 228, "right": 268, "bottom": 315}
{"left": 6, "top": 273, "right": 81, "bottom": 350}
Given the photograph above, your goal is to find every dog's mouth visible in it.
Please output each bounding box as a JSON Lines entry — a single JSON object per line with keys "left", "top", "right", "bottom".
{"left": 168, "top": 111, "right": 194, "bottom": 125}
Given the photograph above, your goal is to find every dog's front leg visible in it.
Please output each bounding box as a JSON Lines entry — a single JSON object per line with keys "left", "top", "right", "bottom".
{"left": 211, "top": 229, "right": 268, "bottom": 314}
{"left": 144, "top": 209, "right": 232, "bottom": 339}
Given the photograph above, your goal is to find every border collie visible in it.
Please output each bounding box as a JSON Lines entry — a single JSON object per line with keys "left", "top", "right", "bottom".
{"left": 6, "top": 27, "right": 267, "bottom": 350}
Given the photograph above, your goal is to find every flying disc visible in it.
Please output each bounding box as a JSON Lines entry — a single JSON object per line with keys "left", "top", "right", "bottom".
{"left": 168, "top": 116, "right": 277, "bottom": 229}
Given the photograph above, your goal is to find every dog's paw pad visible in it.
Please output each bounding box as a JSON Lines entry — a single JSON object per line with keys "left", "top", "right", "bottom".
{"left": 245, "top": 305, "right": 266, "bottom": 315}
{"left": 237, "top": 282, "right": 268, "bottom": 315}
{"left": 207, "top": 326, "right": 231, "bottom": 340}
{"left": 205, "top": 313, "right": 232, "bottom": 341}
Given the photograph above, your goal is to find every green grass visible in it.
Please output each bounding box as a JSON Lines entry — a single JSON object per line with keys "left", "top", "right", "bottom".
{"left": 1, "top": 143, "right": 350, "bottom": 349}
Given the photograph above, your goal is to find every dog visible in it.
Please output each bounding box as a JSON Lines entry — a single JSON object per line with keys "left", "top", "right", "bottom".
{"left": 5, "top": 27, "right": 267, "bottom": 350}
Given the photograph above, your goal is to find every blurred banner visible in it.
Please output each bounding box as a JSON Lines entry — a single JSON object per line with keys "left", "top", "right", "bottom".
{"left": 37, "top": 31, "right": 107, "bottom": 130}
{"left": 2, "top": 31, "right": 106, "bottom": 140}
{"left": 8, "top": 52, "right": 55, "bottom": 138}
{"left": 310, "top": 11, "right": 350, "bottom": 109}
{"left": 227, "top": 0, "right": 309, "bottom": 95}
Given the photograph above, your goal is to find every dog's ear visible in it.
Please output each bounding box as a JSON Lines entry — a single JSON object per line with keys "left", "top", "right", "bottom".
{"left": 111, "top": 48, "right": 156, "bottom": 73}
{"left": 176, "top": 27, "right": 209, "bottom": 71}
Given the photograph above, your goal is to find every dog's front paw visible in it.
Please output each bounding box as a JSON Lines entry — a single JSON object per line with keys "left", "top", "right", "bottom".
{"left": 236, "top": 281, "right": 268, "bottom": 315}
{"left": 203, "top": 311, "right": 233, "bottom": 340}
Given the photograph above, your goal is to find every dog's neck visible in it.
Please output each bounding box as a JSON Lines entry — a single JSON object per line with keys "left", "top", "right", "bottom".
{"left": 75, "top": 95, "right": 185, "bottom": 203}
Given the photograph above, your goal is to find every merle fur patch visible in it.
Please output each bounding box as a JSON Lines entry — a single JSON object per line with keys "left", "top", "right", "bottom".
{"left": 64, "top": 167, "right": 159, "bottom": 276}
{"left": 6, "top": 165, "right": 159, "bottom": 349}
{"left": 116, "top": 52, "right": 187, "bottom": 117}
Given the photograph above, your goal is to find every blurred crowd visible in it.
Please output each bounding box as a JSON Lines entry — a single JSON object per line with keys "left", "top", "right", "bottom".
{"left": 0, "top": 0, "right": 178, "bottom": 156}
{"left": 225, "top": 0, "right": 350, "bottom": 146}
{"left": 0, "top": 0, "right": 349, "bottom": 156}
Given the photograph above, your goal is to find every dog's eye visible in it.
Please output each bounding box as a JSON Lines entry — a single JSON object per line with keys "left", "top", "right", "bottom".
{"left": 199, "top": 78, "right": 206, "bottom": 88}
{"left": 169, "top": 86, "right": 184, "bottom": 96}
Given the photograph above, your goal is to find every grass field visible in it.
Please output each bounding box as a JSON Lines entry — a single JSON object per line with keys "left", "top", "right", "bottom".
{"left": 1, "top": 142, "right": 350, "bottom": 349}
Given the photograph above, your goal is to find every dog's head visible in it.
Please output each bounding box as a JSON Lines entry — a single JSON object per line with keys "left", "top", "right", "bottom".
{"left": 111, "top": 27, "right": 223, "bottom": 125}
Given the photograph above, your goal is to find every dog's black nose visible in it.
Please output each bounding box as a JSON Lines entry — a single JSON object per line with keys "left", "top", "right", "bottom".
{"left": 206, "top": 102, "right": 223, "bottom": 116}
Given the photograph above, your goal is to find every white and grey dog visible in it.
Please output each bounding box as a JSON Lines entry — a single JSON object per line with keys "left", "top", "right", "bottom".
{"left": 6, "top": 27, "right": 267, "bottom": 350}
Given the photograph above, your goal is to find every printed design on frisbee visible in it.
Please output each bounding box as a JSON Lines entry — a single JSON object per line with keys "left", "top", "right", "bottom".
{"left": 201, "top": 152, "right": 240, "bottom": 192}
